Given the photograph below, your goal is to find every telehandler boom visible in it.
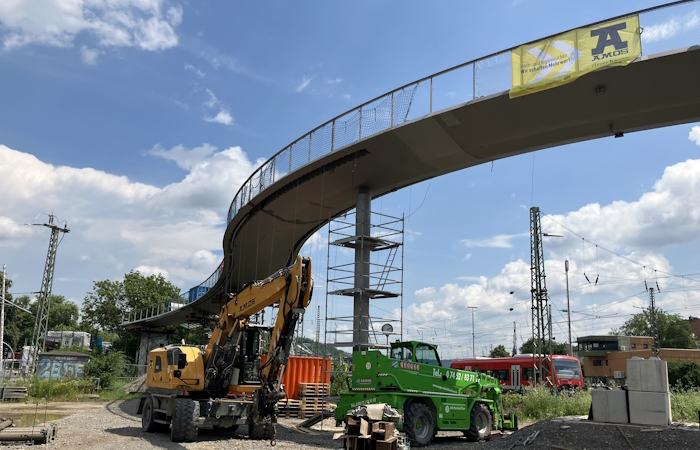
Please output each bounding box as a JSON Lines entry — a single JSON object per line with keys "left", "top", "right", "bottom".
{"left": 137, "top": 255, "right": 313, "bottom": 443}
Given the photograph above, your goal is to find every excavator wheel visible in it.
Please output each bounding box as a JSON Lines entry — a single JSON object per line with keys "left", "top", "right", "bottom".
{"left": 141, "top": 397, "right": 157, "bottom": 433}
{"left": 404, "top": 402, "right": 435, "bottom": 447}
{"left": 463, "top": 403, "right": 492, "bottom": 442}
{"left": 171, "top": 398, "right": 199, "bottom": 442}
{"left": 249, "top": 421, "right": 274, "bottom": 440}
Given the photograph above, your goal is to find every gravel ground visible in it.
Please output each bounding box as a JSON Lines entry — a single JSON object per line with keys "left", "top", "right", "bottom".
{"left": 0, "top": 401, "right": 698, "bottom": 449}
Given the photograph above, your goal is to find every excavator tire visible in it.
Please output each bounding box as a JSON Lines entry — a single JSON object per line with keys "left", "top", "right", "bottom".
{"left": 404, "top": 402, "right": 435, "bottom": 447}
{"left": 141, "top": 397, "right": 157, "bottom": 433}
{"left": 463, "top": 403, "right": 492, "bottom": 442}
{"left": 249, "top": 421, "right": 274, "bottom": 440}
{"left": 171, "top": 398, "right": 199, "bottom": 442}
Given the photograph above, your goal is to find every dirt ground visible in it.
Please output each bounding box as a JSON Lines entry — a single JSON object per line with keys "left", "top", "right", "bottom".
{"left": 0, "top": 400, "right": 698, "bottom": 449}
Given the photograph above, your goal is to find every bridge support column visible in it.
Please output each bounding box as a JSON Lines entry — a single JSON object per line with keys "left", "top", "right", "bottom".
{"left": 353, "top": 188, "right": 371, "bottom": 352}
{"left": 135, "top": 332, "right": 169, "bottom": 376}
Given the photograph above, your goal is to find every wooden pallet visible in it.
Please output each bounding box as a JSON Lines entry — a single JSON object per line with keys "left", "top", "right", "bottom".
{"left": 277, "top": 399, "right": 332, "bottom": 419}
{"left": 298, "top": 383, "right": 330, "bottom": 397}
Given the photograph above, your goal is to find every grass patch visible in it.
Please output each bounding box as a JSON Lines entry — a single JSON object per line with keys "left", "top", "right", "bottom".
{"left": 27, "top": 378, "right": 97, "bottom": 401}
{"left": 671, "top": 387, "right": 700, "bottom": 422}
{"left": 502, "top": 387, "right": 591, "bottom": 421}
{"left": 98, "top": 381, "right": 140, "bottom": 402}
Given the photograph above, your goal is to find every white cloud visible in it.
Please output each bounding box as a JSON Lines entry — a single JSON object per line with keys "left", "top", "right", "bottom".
{"left": 462, "top": 253, "right": 472, "bottom": 261}
{"left": 326, "top": 77, "right": 343, "bottom": 85}
{"left": 407, "top": 155, "right": 700, "bottom": 358}
{"left": 0, "top": 143, "right": 258, "bottom": 303}
{"left": 184, "top": 63, "right": 205, "bottom": 78}
{"left": 204, "top": 109, "right": 233, "bottom": 126}
{"left": 690, "top": 126, "right": 700, "bottom": 146}
{"left": 462, "top": 233, "right": 528, "bottom": 248}
{"left": 148, "top": 143, "right": 216, "bottom": 170}
{"left": 0, "top": 0, "right": 183, "bottom": 53}
{"left": 296, "top": 76, "right": 313, "bottom": 92}
{"left": 80, "top": 45, "right": 102, "bottom": 65}
{"left": 342, "top": 94, "right": 351, "bottom": 100}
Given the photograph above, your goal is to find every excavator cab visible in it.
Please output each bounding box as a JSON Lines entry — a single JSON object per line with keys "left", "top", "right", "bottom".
{"left": 232, "top": 324, "right": 273, "bottom": 386}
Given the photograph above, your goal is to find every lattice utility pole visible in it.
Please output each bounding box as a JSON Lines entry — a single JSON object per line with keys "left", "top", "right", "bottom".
{"left": 530, "top": 207, "right": 551, "bottom": 385}
{"left": 30, "top": 215, "right": 69, "bottom": 374}
{"left": 512, "top": 322, "right": 517, "bottom": 357}
{"left": 648, "top": 287, "right": 659, "bottom": 356}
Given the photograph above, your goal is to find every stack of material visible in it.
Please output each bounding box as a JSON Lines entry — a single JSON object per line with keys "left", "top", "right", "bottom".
{"left": 627, "top": 356, "right": 671, "bottom": 426}
{"left": 0, "top": 419, "right": 58, "bottom": 444}
{"left": 334, "top": 403, "right": 402, "bottom": 450}
{"left": 0, "top": 386, "right": 27, "bottom": 401}
{"left": 591, "top": 356, "right": 672, "bottom": 426}
{"left": 278, "top": 383, "right": 332, "bottom": 418}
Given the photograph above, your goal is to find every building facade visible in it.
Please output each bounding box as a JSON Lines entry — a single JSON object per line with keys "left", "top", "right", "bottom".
{"left": 577, "top": 335, "right": 700, "bottom": 384}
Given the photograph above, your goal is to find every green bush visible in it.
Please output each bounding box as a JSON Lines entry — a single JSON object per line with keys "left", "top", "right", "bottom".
{"left": 668, "top": 361, "right": 700, "bottom": 390}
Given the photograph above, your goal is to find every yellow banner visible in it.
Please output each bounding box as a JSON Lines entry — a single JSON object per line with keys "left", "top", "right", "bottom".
{"left": 510, "top": 15, "right": 641, "bottom": 99}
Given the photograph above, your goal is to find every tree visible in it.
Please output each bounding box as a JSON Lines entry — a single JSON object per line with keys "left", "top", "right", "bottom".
{"left": 3, "top": 295, "right": 79, "bottom": 352}
{"left": 519, "top": 337, "right": 568, "bottom": 355}
{"left": 620, "top": 309, "right": 695, "bottom": 349}
{"left": 81, "top": 271, "right": 181, "bottom": 334}
{"left": 489, "top": 345, "right": 510, "bottom": 358}
{"left": 81, "top": 271, "right": 181, "bottom": 362}
{"left": 667, "top": 361, "right": 700, "bottom": 390}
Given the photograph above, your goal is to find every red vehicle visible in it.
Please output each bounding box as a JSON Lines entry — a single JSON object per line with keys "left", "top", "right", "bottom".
{"left": 450, "top": 354, "right": 583, "bottom": 391}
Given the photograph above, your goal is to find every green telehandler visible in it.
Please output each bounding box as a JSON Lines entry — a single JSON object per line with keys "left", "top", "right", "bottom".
{"left": 335, "top": 340, "right": 517, "bottom": 446}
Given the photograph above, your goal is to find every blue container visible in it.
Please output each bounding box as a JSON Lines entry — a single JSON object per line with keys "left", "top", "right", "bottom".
{"left": 97, "top": 337, "right": 103, "bottom": 348}
{"left": 188, "top": 286, "right": 210, "bottom": 303}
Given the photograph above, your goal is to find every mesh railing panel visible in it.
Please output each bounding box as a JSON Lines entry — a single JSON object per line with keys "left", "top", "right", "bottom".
{"left": 274, "top": 148, "right": 291, "bottom": 183}
{"left": 334, "top": 109, "right": 361, "bottom": 150}
{"left": 639, "top": 2, "right": 700, "bottom": 56}
{"left": 360, "top": 94, "right": 392, "bottom": 139}
{"left": 475, "top": 51, "right": 512, "bottom": 98}
{"left": 310, "top": 122, "right": 334, "bottom": 162}
{"left": 393, "top": 84, "right": 419, "bottom": 124}
{"left": 290, "top": 135, "right": 311, "bottom": 173}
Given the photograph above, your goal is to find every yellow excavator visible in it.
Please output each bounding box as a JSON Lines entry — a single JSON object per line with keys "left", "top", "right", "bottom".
{"left": 137, "top": 256, "right": 313, "bottom": 444}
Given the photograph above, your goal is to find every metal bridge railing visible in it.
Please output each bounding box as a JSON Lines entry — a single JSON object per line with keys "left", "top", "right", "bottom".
{"left": 125, "top": 0, "right": 700, "bottom": 325}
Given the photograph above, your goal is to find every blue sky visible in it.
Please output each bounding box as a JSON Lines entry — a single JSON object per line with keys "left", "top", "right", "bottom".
{"left": 2, "top": 0, "right": 700, "bottom": 358}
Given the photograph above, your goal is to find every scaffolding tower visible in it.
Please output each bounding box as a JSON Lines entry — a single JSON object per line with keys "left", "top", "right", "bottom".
{"left": 324, "top": 205, "right": 404, "bottom": 357}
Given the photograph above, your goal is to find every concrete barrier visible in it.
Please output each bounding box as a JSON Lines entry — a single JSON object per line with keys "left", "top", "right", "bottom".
{"left": 628, "top": 391, "right": 672, "bottom": 426}
{"left": 591, "top": 388, "right": 629, "bottom": 424}
{"left": 627, "top": 356, "right": 669, "bottom": 393}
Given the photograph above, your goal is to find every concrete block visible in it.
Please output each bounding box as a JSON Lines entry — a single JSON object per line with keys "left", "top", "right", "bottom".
{"left": 628, "top": 391, "right": 672, "bottom": 426}
{"left": 626, "top": 357, "right": 669, "bottom": 393}
{"left": 591, "top": 388, "right": 628, "bottom": 424}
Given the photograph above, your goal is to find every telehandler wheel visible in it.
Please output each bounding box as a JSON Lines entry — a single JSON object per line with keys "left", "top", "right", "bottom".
{"left": 463, "top": 403, "right": 492, "bottom": 442}
{"left": 404, "top": 402, "right": 435, "bottom": 447}
{"left": 171, "top": 398, "right": 199, "bottom": 442}
{"left": 141, "top": 397, "right": 157, "bottom": 433}
{"left": 249, "top": 421, "right": 274, "bottom": 440}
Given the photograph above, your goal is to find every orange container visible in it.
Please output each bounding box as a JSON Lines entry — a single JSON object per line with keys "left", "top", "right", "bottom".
{"left": 259, "top": 355, "right": 331, "bottom": 399}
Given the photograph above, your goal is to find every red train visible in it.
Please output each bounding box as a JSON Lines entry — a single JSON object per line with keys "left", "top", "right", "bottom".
{"left": 450, "top": 354, "right": 583, "bottom": 390}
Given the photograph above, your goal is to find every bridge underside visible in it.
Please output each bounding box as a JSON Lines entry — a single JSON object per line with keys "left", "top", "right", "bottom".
{"left": 124, "top": 47, "right": 700, "bottom": 330}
